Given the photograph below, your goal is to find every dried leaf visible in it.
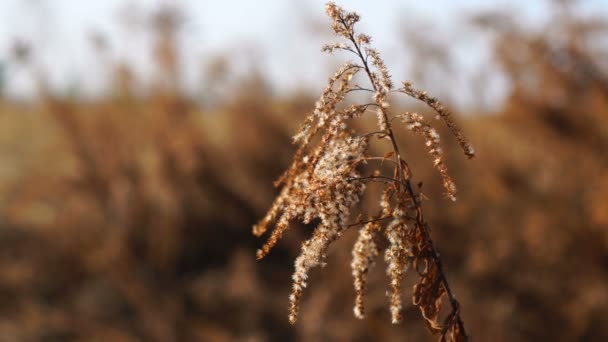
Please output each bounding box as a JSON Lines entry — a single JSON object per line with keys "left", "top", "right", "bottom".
{"left": 383, "top": 151, "right": 395, "bottom": 165}
{"left": 413, "top": 262, "right": 446, "bottom": 333}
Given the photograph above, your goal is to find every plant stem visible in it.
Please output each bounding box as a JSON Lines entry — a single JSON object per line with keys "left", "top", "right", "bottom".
{"left": 341, "top": 14, "right": 468, "bottom": 340}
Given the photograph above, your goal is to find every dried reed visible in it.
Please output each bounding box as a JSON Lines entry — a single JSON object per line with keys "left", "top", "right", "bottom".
{"left": 254, "top": 3, "right": 473, "bottom": 341}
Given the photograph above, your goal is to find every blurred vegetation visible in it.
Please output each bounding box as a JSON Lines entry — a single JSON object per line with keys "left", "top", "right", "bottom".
{"left": 0, "top": 2, "right": 607, "bottom": 341}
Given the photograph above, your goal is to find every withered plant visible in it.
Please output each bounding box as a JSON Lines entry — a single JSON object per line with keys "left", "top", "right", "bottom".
{"left": 254, "top": 2, "right": 474, "bottom": 341}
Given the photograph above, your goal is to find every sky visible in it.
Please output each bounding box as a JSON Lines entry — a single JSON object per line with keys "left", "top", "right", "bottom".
{"left": 1, "top": 0, "right": 607, "bottom": 105}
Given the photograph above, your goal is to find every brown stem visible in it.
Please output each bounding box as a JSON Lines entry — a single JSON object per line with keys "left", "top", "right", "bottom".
{"left": 358, "top": 130, "right": 388, "bottom": 139}
{"left": 340, "top": 14, "right": 468, "bottom": 340}
{"left": 346, "top": 215, "right": 393, "bottom": 228}
{"left": 346, "top": 175, "right": 407, "bottom": 187}
{"left": 351, "top": 156, "right": 400, "bottom": 166}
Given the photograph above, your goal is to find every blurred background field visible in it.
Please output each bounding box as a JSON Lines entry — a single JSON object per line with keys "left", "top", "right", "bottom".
{"left": 0, "top": 1, "right": 607, "bottom": 341}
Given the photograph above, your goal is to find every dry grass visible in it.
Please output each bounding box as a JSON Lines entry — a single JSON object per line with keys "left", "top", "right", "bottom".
{"left": 0, "top": 1, "right": 606, "bottom": 341}
{"left": 254, "top": 4, "right": 472, "bottom": 340}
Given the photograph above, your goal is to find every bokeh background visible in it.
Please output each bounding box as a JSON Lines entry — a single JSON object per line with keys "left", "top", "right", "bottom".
{"left": 0, "top": 0, "right": 607, "bottom": 341}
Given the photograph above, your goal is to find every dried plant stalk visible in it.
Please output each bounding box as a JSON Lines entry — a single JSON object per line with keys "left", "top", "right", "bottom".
{"left": 254, "top": 2, "right": 473, "bottom": 341}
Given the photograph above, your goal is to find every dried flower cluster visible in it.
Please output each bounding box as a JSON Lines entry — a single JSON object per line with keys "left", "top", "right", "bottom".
{"left": 254, "top": 2, "right": 473, "bottom": 341}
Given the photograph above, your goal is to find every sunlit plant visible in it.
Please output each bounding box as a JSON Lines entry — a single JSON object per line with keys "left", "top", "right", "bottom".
{"left": 254, "top": 3, "right": 473, "bottom": 341}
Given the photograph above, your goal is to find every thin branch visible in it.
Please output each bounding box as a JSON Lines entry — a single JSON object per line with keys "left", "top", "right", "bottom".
{"left": 351, "top": 156, "right": 400, "bottom": 166}
{"left": 358, "top": 130, "right": 388, "bottom": 139}
{"left": 345, "top": 85, "right": 375, "bottom": 94}
{"left": 346, "top": 175, "right": 408, "bottom": 188}
{"left": 346, "top": 215, "right": 393, "bottom": 228}
{"left": 340, "top": 12, "right": 468, "bottom": 340}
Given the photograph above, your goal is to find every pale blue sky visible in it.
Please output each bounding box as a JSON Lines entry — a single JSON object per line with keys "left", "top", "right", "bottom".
{"left": 1, "top": 0, "right": 606, "bottom": 104}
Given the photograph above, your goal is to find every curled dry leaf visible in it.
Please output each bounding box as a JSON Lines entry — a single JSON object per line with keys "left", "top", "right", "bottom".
{"left": 413, "top": 260, "right": 447, "bottom": 333}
